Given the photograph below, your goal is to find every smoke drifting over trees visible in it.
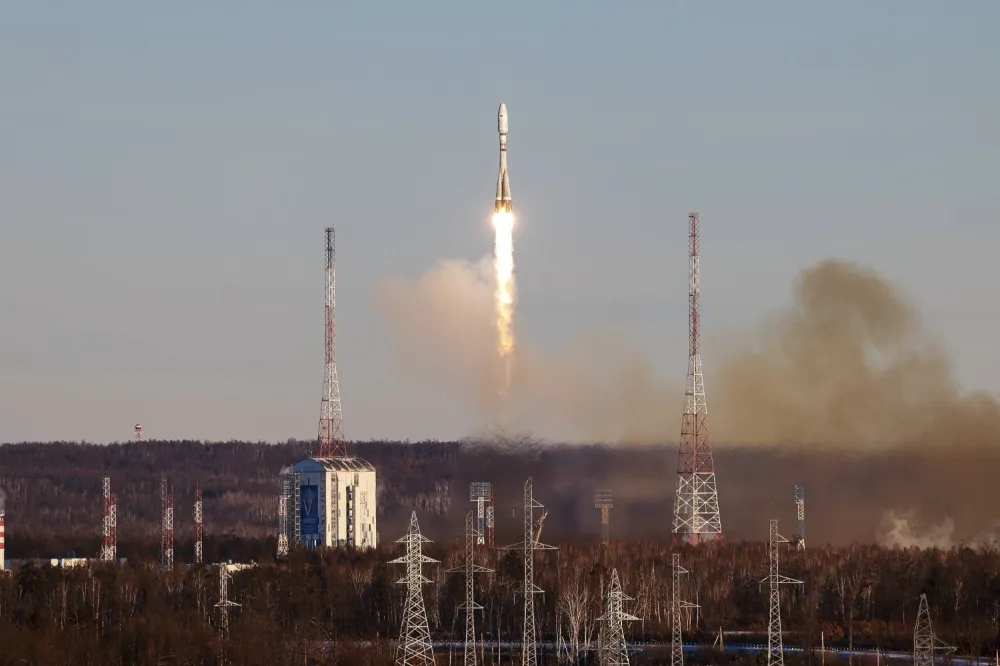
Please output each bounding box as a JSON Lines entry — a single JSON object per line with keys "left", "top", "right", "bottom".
{"left": 376, "top": 255, "right": 1000, "bottom": 545}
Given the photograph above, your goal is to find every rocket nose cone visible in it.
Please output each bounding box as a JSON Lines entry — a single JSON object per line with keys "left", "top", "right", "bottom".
{"left": 498, "top": 103, "right": 508, "bottom": 134}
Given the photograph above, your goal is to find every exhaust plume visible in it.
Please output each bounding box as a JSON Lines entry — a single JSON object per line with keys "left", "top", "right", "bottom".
{"left": 374, "top": 255, "right": 678, "bottom": 442}
{"left": 493, "top": 211, "right": 516, "bottom": 400}
{"left": 377, "top": 255, "right": 1000, "bottom": 543}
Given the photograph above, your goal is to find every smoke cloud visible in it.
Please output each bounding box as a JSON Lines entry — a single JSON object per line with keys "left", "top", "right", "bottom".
{"left": 375, "top": 255, "right": 679, "bottom": 443}
{"left": 712, "top": 259, "right": 1000, "bottom": 451}
{"left": 376, "top": 255, "right": 1000, "bottom": 543}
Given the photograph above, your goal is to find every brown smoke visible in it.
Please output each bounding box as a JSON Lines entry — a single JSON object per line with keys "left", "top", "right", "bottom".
{"left": 374, "top": 256, "right": 680, "bottom": 443}
{"left": 712, "top": 258, "right": 1000, "bottom": 451}
{"left": 377, "top": 256, "right": 1000, "bottom": 544}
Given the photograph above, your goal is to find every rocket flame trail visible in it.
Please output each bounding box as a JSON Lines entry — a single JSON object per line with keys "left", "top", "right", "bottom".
{"left": 493, "top": 210, "right": 516, "bottom": 392}
{"left": 493, "top": 102, "right": 515, "bottom": 399}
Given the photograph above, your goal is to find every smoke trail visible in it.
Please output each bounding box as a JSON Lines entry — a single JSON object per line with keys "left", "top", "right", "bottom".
{"left": 374, "top": 255, "right": 678, "bottom": 442}
{"left": 492, "top": 211, "right": 516, "bottom": 398}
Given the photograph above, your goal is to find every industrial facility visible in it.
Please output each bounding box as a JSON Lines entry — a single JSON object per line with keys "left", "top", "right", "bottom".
{"left": 278, "top": 227, "right": 378, "bottom": 552}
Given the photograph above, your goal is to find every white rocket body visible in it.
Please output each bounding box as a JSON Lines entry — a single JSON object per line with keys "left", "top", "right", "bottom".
{"left": 495, "top": 103, "right": 512, "bottom": 213}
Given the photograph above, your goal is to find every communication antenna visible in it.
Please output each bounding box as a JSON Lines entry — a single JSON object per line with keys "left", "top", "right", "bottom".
{"left": 594, "top": 489, "right": 613, "bottom": 544}
{"left": 194, "top": 485, "right": 204, "bottom": 565}
{"left": 672, "top": 212, "right": 723, "bottom": 543}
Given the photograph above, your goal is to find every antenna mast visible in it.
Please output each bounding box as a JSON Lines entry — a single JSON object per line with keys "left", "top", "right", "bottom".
{"left": 101, "top": 476, "right": 116, "bottom": 562}
{"left": 794, "top": 486, "right": 806, "bottom": 550}
{"left": 318, "top": 227, "right": 347, "bottom": 458}
{"left": 672, "top": 212, "right": 723, "bottom": 543}
{"left": 194, "top": 485, "right": 204, "bottom": 565}
{"left": 160, "top": 474, "right": 174, "bottom": 571}
{"left": 594, "top": 489, "right": 613, "bottom": 545}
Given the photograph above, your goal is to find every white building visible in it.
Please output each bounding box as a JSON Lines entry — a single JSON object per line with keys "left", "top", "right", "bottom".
{"left": 290, "top": 457, "right": 377, "bottom": 549}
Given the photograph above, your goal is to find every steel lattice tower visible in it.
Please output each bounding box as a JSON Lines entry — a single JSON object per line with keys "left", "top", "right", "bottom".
{"left": 134, "top": 423, "right": 142, "bottom": 441}
{"left": 670, "top": 553, "right": 698, "bottom": 666}
{"left": 597, "top": 568, "right": 639, "bottom": 666}
{"left": 317, "top": 227, "right": 347, "bottom": 458}
{"left": 215, "top": 565, "right": 241, "bottom": 634}
{"left": 447, "top": 511, "right": 493, "bottom": 666}
{"left": 672, "top": 213, "right": 723, "bottom": 543}
{"left": 470, "top": 482, "right": 494, "bottom": 547}
{"left": 761, "top": 520, "right": 803, "bottom": 666}
{"left": 794, "top": 486, "right": 806, "bottom": 550}
{"left": 160, "top": 474, "right": 174, "bottom": 570}
{"left": 101, "top": 477, "right": 116, "bottom": 562}
{"left": 194, "top": 485, "right": 204, "bottom": 565}
{"left": 277, "top": 476, "right": 290, "bottom": 557}
{"left": 390, "top": 511, "right": 438, "bottom": 666}
{"left": 594, "top": 490, "right": 613, "bottom": 544}
{"left": 913, "top": 594, "right": 954, "bottom": 666}
{"left": 501, "top": 478, "right": 557, "bottom": 666}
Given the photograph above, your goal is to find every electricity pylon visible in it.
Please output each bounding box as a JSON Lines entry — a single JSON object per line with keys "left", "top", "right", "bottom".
{"left": 391, "top": 511, "right": 438, "bottom": 666}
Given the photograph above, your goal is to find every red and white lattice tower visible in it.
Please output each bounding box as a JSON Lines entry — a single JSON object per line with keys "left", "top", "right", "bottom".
{"left": 672, "top": 212, "right": 723, "bottom": 543}
{"left": 194, "top": 485, "right": 203, "bottom": 564}
{"left": 160, "top": 475, "right": 174, "bottom": 570}
{"left": 101, "top": 476, "right": 117, "bottom": 561}
{"left": 0, "top": 509, "right": 5, "bottom": 572}
{"left": 317, "top": 227, "right": 346, "bottom": 459}
{"left": 134, "top": 423, "right": 142, "bottom": 441}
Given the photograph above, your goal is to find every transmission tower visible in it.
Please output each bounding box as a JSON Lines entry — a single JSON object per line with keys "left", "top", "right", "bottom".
{"left": 447, "top": 511, "right": 493, "bottom": 666}
{"left": 914, "top": 594, "right": 954, "bottom": 666}
{"left": 597, "top": 568, "right": 639, "bottom": 666}
{"left": 760, "top": 520, "right": 803, "bottom": 666}
{"left": 215, "top": 565, "right": 241, "bottom": 634}
{"left": 101, "top": 476, "right": 116, "bottom": 562}
{"left": 672, "top": 212, "right": 723, "bottom": 543}
{"left": 194, "top": 485, "right": 204, "bottom": 565}
{"left": 470, "top": 482, "right": 494, "bottom": 547}
{"left": 390, "top": 511, "right": 438, "bottom": 666}
{"left": 594, "top": 489, "right": 613, "bottom": 544}
{"left": 317, "top": 226, "right": 347, "bottom": 459}
{"left": 794, "top": 486, "right": 806, "bottom": 550}
{"left": 277, "top": 476, "right": 290, "bottom": 557}
{"left": 501, "top": 478, "right": 557, "bottom": 666}
{"left": 670, "top": 553, "right": 699, "bottom": 666}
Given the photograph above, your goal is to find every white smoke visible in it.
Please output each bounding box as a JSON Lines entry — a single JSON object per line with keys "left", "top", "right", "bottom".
{"left": 877, "top": 510, "right": 955, "bottom": 549}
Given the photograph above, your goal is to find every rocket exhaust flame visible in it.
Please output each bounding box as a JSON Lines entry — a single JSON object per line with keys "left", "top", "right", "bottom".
{"left": 493, "top": 102, "right": 515, "bottom": 400}
{"left": 493, "top": 210, "right": 516, "bottom": 394}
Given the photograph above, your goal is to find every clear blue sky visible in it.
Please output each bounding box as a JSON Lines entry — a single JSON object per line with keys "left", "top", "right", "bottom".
{"left": 2, "top": 1, "right": 998, "bottom": 443}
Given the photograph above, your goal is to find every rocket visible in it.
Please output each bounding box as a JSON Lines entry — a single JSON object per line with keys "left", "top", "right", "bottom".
{"left": 495, "top": 102, "right": 512, "bottom": 214}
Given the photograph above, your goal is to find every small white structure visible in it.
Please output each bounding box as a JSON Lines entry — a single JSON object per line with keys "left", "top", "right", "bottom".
{"left": 291, "top": 457, "right": 377, "bottom": 549}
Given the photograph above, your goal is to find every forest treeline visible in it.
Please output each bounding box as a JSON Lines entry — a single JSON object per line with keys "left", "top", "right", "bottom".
{"left": 0, "top": 438, "right": 994, "bottom": 555}
{"left": 1, "top": 540, "right": 998, "bottom": 665}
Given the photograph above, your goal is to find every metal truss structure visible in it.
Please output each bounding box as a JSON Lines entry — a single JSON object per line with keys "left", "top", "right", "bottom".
{"left": 390, "top": 511, "right": 438, "bottom": 666}
{"left": 318, "top": 227, "right": 347, "bottom": 458}
{"left": 672, "top": 213, "right": 723, "bottom": 543}
{"left": 761, "top": 520, "right": 803, "bottom": 666}
{"left": 598, "top": 568, "right": 639, "bottom": 666}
